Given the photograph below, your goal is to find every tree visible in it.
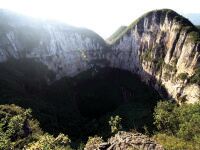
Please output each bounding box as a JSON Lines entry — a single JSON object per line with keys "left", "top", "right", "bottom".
{"left": 153, "top": 101, "right": 179, "bottom": 135}
{"left": 0, "top": 104, "right": 42, "bottom": 149}
{"left": 154, "top": 101, "right": 200, "bottom": 141}
{"left": 0, "top": 104, "right": 72, "bottom": 150}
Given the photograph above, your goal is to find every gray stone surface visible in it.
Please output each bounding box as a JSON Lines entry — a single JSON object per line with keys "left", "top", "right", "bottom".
{"left": 0, "top": 9, "right": 199, "bottom": 103}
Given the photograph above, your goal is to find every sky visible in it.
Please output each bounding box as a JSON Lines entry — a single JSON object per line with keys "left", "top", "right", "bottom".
{"left": 0, "top": 0, "right": 199, "bottom": 39}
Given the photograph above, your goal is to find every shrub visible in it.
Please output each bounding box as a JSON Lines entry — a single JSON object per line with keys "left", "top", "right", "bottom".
{"left": 153, "top": 101, "right": 179, "bottom": 134}
{"left": 154, "top": 133, "right": 200, "bottom": 150}
{"left": 163, "top": 72, "right": 171, "bottom": 80}
{"left": 142, "top": 49, "right": 152, "bottom": 62}
{"left": 154, "top": 58, "right": 164, "bottom": 71}
{"left": 188, "top": 31, "right": 200, "bottom": 43}
{"left": 189, "top": 68, "right": 200, "bottom": 85}
{"left": 164, "top": 63, "right": 177, "bottom": 72}
{"left": 109, "top": 115, "right": 122, "bottom": 134}
{"left": 177, "top": 73, "right": 188, "bottom": 81}
{"left": 0, "top": 104, "right": 72, "bottom": 150}
{"left": 154, "top": 101, "right": 200, "bottom": 141}
{"left": 0, "top": 104, "right": 42, "bottom": 149}
{"left": 26, "top": 133, "right": 72, "bottom": 150}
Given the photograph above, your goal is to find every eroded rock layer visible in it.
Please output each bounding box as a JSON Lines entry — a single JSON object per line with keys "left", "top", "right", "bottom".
{"left": 0, "top": 10, "right": 108, "bottom": 79}
{"left": 108, "top": 9, "right": 200, "bottom": 103}
{"left": 0, "top": 9, "right": 199, "bottom": 103}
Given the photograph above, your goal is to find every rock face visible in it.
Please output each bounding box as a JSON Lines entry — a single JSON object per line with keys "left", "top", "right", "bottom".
{"left": 108, "top": 9, "right": 200, "bottom": 103}
{"left": 0, "top": 9, "right": 199, "bottom": 103}
{"left": 0, "top": 10, "right": 108, "bottom": 79}
{"left": 84, "top": 131, "right": 164, "bottom": 150}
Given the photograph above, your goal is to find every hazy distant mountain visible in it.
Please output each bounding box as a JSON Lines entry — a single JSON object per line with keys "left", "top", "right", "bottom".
{"left": 185, "top": 13, "right": 200, "bottom": 25}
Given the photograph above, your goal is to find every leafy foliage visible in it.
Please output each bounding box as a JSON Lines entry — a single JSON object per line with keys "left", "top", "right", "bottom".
{"left": 142, "top": 49, "right": 153, "bottom": 62}
{"left": 0, "top": 104, "right": 42, "bottom": 149}
{"left": 164, "top": 63, "right": 177, "bottom": 72}
{"left": 154, "top": 101, "right": 200, "bottom": 141}
{"left": 0, "top": 104, "right": 72, "bottom": 150}
{"left": 177, "top": 73, "right": 188, "bottom": 81}
{"left": 26, "top": 133, "right": 72, "bottom": 150}
{"left": 154, "top": 101, "right": 179, "bottom": 134}
{"left": 188, "top": 31, "right": 200, "bottom": 43}
{"left": 0, "top": 62, "right": 160, "bottom": 141}
{"left": 154, "top": 133, "right": 200, "bottom": 150}
{"left": 109, "top": 115, "right": 122, "bottom": 134}
{"left": 189, "top": 68, "right": 200, "bottom": 85}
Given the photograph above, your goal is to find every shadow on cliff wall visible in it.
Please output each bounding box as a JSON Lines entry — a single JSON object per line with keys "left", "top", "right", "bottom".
{"left": 0, "top": 59, "right": 163, "bottom": 140}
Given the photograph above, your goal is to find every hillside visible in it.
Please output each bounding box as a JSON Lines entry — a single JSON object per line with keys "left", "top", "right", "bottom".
{"left": 0, "top": 9, "right": 108, "bottom": 78}
{"left": 109, "top": 9, "right": 200, "bottom": 103}
{"left": 0, "top": 9, "right": 199, "bottom": 103}
{"left": 197, "top": 25, "right": 200, "bottom": 31}
{"left": 106, "top": 26, "right": 127, "bottom": 44}
{"left": 0, "top": 9, "right": 200, "bottom": 149}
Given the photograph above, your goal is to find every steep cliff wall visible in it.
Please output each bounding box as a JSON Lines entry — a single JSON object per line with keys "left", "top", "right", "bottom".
{"left": 109, "top": 9, "right": 200, "bottom": 103}
{"left": 0, "top": 9, "right": 199, "bottom": 103}
{"left": 0, "top": 10, "right": 108, "bottom": 79}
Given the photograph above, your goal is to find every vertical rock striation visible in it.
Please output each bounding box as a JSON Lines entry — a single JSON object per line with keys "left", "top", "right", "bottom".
{"left": 0, "top": 10, "right": 108, "bottom": 79}
{"left": 0, "top": 9, "right": 199, "bottom": 103}
{"left": 109, "top": 9, "right": 200, "bottom": 103}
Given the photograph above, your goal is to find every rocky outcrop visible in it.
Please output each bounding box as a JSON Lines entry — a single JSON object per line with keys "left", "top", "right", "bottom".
{"left": 84, "top": 131, "right": 164, "bottom": 150}
{"left": 0, "top": 9, "right": 199, "bottom": 103}
{"left": 108, "top": 9, "right": 200, "bottom": 103}
{"left": 0, "top": 10, "right": 108, "bottom": 79}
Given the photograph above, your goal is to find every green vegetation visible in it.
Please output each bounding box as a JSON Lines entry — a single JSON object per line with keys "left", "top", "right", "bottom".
{"left": 188, "top": 31, "right": 200, "bottom": 43}
{"left": 0, "top": 58, "right": 199, "bottom": 149}
{"left": 154, "top": 133, "right": 200, "bottom": 150}
{"left": 154, "top": 101, "right": 200, "bottom": 149}
{"left": 177, "top": 73, "right": 188, "bottom": 81}
{"left": 141, "top": 49, "right": 164, "bottom": 72}
{"left": 154, "top": 58, "right": 164, "bottom": 72}
{"left": 107, "top": 26, "right": 127, "bottom": 44}
{"left": 142, "top": 48, "right": 153, "bottom": 62}
{"left": 109, "top": 115, "right": 122, "bottom": 134}
{"left": 0, "top": 104, "right": 72, "bottom": 149}
{"left": 0, "top": 58, "right": 161, "bottom": 147}
{"left": 109, "top": 9, "right": 199, "bottom": 45}
{"left": 189, "top": 67, "right": 200, "bottom": 85}
{"left": 197, "top": 25, "right": 200, "bottom": 31}
{"left": 163, "top": 72, "right": 170, "bottom": 80}
{"left": 0, "top": 9, "right": 200, "bottom": 149}
{"left": 164, "top": 63, "right": 177, "bottom": 72}
{"left": 0, "top": 104, "right": 41, "bottom": 149}
{"left": 2, "top": 100, "right": 200, "bottom": 149}
{"left": 26, "top": 133, "right": 72, "bottom": 150}
{"left": 0, "top": 58, "right": 55, "bottom": 98}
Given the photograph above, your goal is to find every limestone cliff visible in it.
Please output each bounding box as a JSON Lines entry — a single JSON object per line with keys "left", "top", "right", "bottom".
{"left": 108, "top": 9, "right": 200, "bottom": 103}
{"left": 0, "top": 9, "right": 199, "bottom": 103}
{"left": 0, "top": 10, "right": 108, "bottom": 79}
